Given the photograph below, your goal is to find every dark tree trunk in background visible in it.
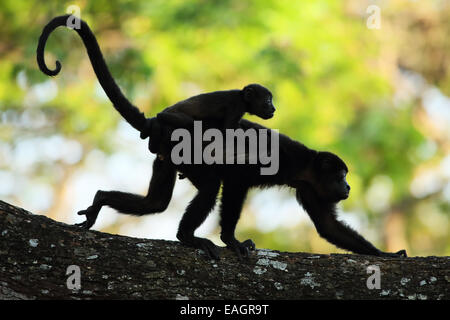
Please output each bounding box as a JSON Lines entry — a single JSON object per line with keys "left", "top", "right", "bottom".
{"left": 0, "top": 200, "right": 448, "bottom": 300}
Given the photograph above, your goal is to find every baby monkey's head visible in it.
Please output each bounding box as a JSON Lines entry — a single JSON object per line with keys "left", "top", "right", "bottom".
{"left": 243, "top": 84, "right": 276, "bottom": 120}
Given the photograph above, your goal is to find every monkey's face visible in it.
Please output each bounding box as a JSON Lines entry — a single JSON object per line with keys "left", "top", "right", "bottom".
{"left": 243, "top": 84, "right": 276, "bottom": 119}
{"left": 319, "top": 169, "right": 350, "bottom": 201}
{"left": 312, "top": 152, "right": 350, "bottom": 202}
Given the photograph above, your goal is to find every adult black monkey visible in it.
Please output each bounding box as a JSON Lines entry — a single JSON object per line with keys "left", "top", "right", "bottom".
{"left": 76, "top": 117, "right": 407, "bottom": 260}
{"left": 37, "top": 16, "right": 405, "bottom": 260}
{"left": 37, "top": 15, "right": 276, "bottom": 153}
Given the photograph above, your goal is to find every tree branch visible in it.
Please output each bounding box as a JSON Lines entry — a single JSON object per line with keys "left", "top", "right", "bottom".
{"left": 0, "top": 200, "right": 448, "bottom": 300}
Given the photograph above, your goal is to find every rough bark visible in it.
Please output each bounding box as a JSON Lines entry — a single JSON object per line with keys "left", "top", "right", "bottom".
{"left": 0, "top": 200, "right": 448, "bottom": 300}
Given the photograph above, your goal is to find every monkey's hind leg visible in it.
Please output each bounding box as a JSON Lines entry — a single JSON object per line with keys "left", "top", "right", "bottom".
{"left": 76, "top": 157, "right": 176, "bottom": 229}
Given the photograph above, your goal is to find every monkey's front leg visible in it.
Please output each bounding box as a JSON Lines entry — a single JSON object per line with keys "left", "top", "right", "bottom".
{"left": 377, "top": 249, "right": 408, "bottom": 258}
{"left": 295, "top": 184, "right": 407, "bottom": 257}
{"left": 176, "top": 178, "right": 222, "bottom": 260}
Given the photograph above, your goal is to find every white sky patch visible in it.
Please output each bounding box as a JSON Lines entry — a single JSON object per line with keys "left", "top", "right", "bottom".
{"left": 16, "top": 71, "right": 57, "bottom": 106}
{"left": 16, "top": 70, "right": 28, "bottom": 90}
{"left": 26, "top": 80, "right": 58, "bottom": 106}
{"left": 0, "top": 170, "right": 15, "bottom": 195}
{"left": 250, "top": 189, "right": 306, "bottom": 232}
{"left": 443, "top": 183, "right": 450, "bottom": 203}
{"left": 338, "top": 210, "right": 364, "bottom": 232}
{"left": 410, "top": 170, "right": 443, "bottom": 198}
{"left": 440, "top": 155, "right": 450, "bottom": 179}
{"left": 422, "top": 87, "right": 450, "bottom": 138}
{"left": 22, "top": 182, "right": 53, "bottom": 212}
{"left": 12, "top": 136, "right": 83, "bottom": 173}
{"left": 94, "top": 81, "right": 109, "bottom": 102}
{"left": 365, "top": 175, "right": 393, "bottom": 212}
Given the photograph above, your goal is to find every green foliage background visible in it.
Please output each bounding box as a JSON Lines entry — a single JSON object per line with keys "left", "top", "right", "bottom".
{"left": 0, "top": 0, "right": 449, "bottom": 255}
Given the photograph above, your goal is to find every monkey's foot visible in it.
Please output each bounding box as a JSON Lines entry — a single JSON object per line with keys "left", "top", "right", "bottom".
{"left": 179, "top": 236, "right": 220, "bottom": 260}
{"left": 223, "top": 238, "right": 256, "bottom": 261}
{"left": 379, "top": 249, "right": 408, "bottom": 258}
{"left": 75, "top": 206, "right": 99, "bottom": 230}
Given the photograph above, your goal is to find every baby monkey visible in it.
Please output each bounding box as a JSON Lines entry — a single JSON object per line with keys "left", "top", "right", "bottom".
{"left": 140, "top": 83, "right": 275, "bottom": 152}
{"left": 156, "top": 83, "right": 275, "bottom": 129}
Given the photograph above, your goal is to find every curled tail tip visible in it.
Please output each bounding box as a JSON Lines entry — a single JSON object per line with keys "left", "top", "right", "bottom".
{"left": 37, "top": 58, "right": 62, "bottom": 76}
{"left": 36, "top": 16, "right": 70, "bottom": 77}
{"left": 47, "top": 60, "right": 62, "bottom": 76}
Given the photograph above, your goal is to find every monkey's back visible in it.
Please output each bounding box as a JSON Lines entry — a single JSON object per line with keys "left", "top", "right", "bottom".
{"left": 163, "top": 89, "right": 243, "bottom": 120}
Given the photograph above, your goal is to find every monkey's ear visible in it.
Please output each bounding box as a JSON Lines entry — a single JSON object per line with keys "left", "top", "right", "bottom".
{"left": 313, "top": 152, "right": 333, "bottom": 173}
{"left": 243, "top": 85, "right": 254, "bottom": 102}
{"left": 320, "top": 159, "right": 333, "bottom": 171}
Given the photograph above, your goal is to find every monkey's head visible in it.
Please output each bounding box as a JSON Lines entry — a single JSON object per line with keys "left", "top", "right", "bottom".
{"left": 295, "top": 151, "right": 350, "bottom": 202}
{"left": 243, "top": 84, "right": 276, "bottom": 120}
{"left": 312, "top": 151, "right": 350, "bottom": 202}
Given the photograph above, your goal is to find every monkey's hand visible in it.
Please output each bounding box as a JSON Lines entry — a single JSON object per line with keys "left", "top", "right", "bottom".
{"left": 139, "top": 118, "right": 151, "bottom": 139}
{"left": 75, "top": 206, "right": 100, "bottom": 230}
{"left": 221, "top": 236, "right": 256, "bottom": 261}
{"left": 139, "top": 117, "right": 164, "bottom": 154}
{"left": 378, "top": 249, "right": 408, "bottom": 258}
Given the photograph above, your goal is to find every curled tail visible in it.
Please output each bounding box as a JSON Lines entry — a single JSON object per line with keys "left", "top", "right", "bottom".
{"left": 37, "top": 15, "right": 147, "bottom": 132}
